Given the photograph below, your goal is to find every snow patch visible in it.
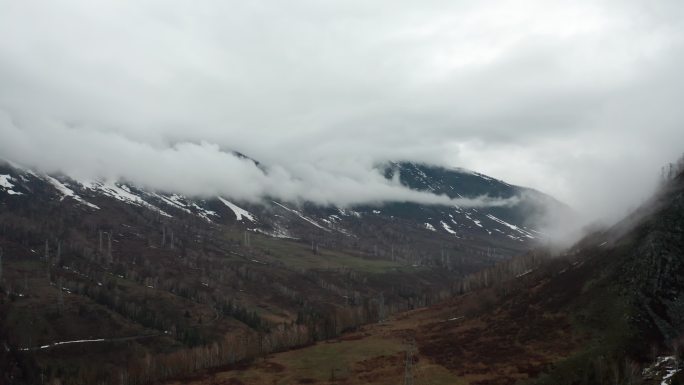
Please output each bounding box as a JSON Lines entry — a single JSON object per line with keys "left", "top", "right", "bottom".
{"left": 440, "top": 221, "right": 460, "bottom": 237}
{"left": 218, "top": 197, "right": 255, "bottom": 221}
{"left": 275, "top": 201, "right": 330, "bottom": 231}
{"left": 485, "top": 214, "right": 535, "bottom": 239}
{"left": 20, "top": 338, "right": 107, "bottom": 351}
{"left": 0, "top": 174, "right": 13, "bottom": 189}
{"left": 0, "top": 174, "right": 23, "bottom": 195}
{"left": 152, "top": 193, "right": 192, "bottom": 214}
{"left": 338, "top": 208, "right": 362, "bottom": 218}
{"left": 44, "top": 175, "right": 100, "bottom": 209}
{"left": 80, "top": 180, "right": 170, "bottom": 217}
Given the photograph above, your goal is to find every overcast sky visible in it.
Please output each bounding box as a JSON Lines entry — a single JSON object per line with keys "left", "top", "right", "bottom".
{"left": 1, "top": 0, "right": 683, "bottom": 223}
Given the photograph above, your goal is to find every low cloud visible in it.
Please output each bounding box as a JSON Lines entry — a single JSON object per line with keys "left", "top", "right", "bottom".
{"left": 0, "top": 113, "right": 519, "bottom": 208}
{"left": 1, "top": 0, "right": 683, "bottom": 222}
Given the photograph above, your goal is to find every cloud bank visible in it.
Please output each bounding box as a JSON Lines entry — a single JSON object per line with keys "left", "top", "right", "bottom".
{"left": 1, "top": 112, "right": 521, "bottom": 208}
{"left": 1, "top": 0, "right": 684, "bottom": 220}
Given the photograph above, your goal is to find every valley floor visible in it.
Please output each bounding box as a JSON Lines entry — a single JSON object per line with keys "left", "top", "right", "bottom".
{"left": 168, "top": 279, "right": 582, "bottom": 385}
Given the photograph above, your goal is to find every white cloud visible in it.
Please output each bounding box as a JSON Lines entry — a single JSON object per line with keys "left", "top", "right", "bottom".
{"left": 1, "top": 0, "right": 683, "bottom": 221}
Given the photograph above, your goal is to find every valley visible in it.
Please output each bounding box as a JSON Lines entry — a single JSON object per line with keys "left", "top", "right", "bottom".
{"left": 0, "top": 160, "right": 555, "bottom": 384}
{"left": 2, "top": 159, "right": 683, "bottom": 385}
{"left": 170, "top": 163, "right": 684, "bottom": 385}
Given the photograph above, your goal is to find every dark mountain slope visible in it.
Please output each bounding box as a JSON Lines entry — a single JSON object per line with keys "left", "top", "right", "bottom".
{"left": 177, "top": 162, "right": 684, "bottom": 385}
{"left": 416, "top": 165, "right": 684, "bottom": 384}
{"left": 384, "top": 161, "right": 565, "bottom": 225}
{"left": 0, "top": 158, "right": 566, "bottom": 384}
{"left": 0, "top": 158, "right": 565, "bottom": 269}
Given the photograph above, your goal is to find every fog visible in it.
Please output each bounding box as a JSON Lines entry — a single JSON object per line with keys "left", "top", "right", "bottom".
{"left": 1, "top": 0, "right": 683, "bottom": 223}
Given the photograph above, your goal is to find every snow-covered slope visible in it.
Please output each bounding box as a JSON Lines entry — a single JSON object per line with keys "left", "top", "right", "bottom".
{"left": 44, "top": 175, "right": 100, "bottom": 210}
{"left": 218, "top": 197, "right": 255, "bottom": 222}
{"left": 0, "top": 160, "right": 567, "bottom": 260}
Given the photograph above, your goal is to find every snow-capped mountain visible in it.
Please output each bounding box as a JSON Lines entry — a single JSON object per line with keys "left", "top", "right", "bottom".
{"left": 0, "top": 160, "right": 568, "bottom": 263}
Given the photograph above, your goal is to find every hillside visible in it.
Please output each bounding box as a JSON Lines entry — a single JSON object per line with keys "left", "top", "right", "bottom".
{"left": 0, "top": 160, "right": 560, "bottom": 385}
{"left": 169, "top": 166, "right": 684, "bottom": 385}
{"left": 0, "top": 159, "right": 565, "bottom": 259}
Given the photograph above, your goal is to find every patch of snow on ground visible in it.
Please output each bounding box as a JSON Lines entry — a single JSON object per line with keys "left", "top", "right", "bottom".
{"left": 152, "top": 193, "right": 192, "bottom": 214}
{"left": 338, "top": 208, "right": 362, "bottom": 218}
{"left": 81, "top": 180, "right": 170, "bottom": 216}
{"left": 191, "top": 203, "right": 218, "bottom": 221}
{"left": 275, "top": 201, "right": 330, "bottom": 231}
{"left": 485, "top": 214, "right": 535, "bottom": 239}
{"left": 662, "top": 368, "right": 680, "bottom": 385}
{"left": 254, "top": 225, "right": 296, "bottom": 239}
{"left": 643, "top": 356, "right": 681, "bottom": 385}
{"left": 218, "top": 197, "right": 255, "bottom": 221}
{"left": 20, "top": 338, "right": 107, "bottom": 351}
{"left": 0, "top": 174, "right": 23, "bottom": 195}
{"left": 425, "top": 223, "right": 436, "bottom": 231}
{"left": 44, "top": 175, "right": 99, "bottom": 209}
{"left": 0, "top": 174, "right": 13, "bottom": 189}
{"left": 440, "top": 221, "right": 459, "bottom": 237}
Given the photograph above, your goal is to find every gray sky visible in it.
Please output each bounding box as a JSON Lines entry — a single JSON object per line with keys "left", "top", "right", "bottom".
{"left": 1, "top": 0, "right": 683, "bottom": 223}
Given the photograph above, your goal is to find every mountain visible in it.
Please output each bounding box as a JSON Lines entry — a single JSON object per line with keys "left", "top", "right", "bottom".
{"left": 147, "top": 161, "right": 684, "bottom": 385}
{"left": 0, "top": 158, "right": 563, "bottom": 384}
{"left": 0, "top": 159, "right": 567, "bottom": 261}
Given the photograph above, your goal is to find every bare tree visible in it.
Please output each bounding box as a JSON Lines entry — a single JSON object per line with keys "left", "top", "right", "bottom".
{"left": 108, "top": 232, "right": 113, "bottom": 263}
{"left": 45, "top": 240, "right": 51, "bottom": 282}
{"left": 244, "top": 231, "right": 251, "bottom": 248}
{"left": 57, "top": 276, "right": 64, "bottom": 313}
{"left": 56, "top": 240, "right": 62, "bottom": 265}
{"left": 404, "top": 339, "right": 415, "bottom": 385}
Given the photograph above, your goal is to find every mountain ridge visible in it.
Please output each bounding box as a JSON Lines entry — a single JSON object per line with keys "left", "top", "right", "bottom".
{"left": 0, "top": 158, "right": 568, "bottom": 259}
